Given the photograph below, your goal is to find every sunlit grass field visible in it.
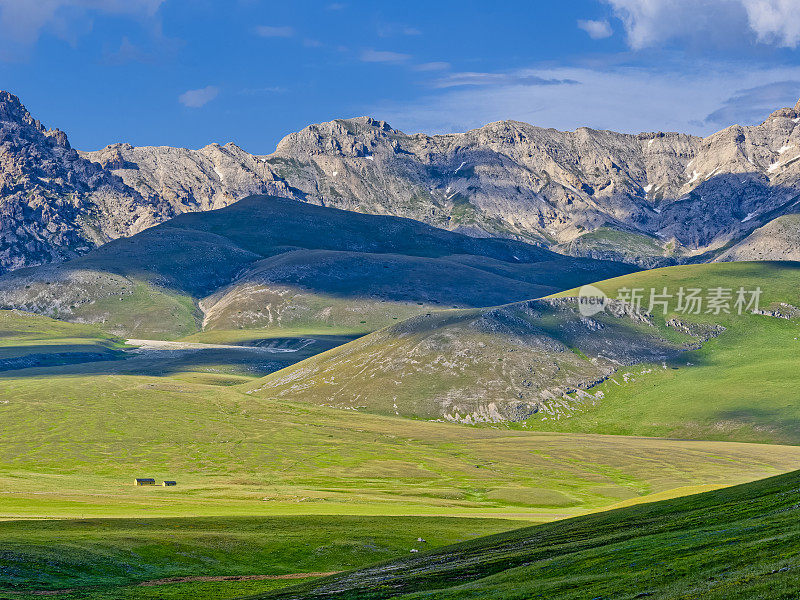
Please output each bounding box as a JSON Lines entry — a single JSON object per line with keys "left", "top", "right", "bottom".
{"left": 1, "top": 262, "right": 800, "bottom": 598}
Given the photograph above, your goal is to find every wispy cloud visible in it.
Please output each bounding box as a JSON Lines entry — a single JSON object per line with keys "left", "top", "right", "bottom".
{"left": 326, "top": 2, "right": 346, "bottom": 10}
{"left": 577, "top": 19, "right": 613, "bottom": 39}
{"left": 360, "top": 49, "right": 411, "bottom": 63}
{"left": 603, "top": 0, "right": 800, "bottom": 49}
{"left": 377, "top": 23, "right": 422, "bottom": 37}
{"left": 431, "top": 71, "right": 578, "bottom": 89}
{"left": 179, "top": 85, "right": 219, "bottom": 108}
{"left": 413, "top": 61, "right": 451, "bottom": 72}
{"left": 701, "top": 80, "right": 800, "bottom": 126}
{"left": 366, "top": 63, "right": 800, "bottom": 137}
{"left": 0, "top": 0, "right": 164, "bottom": 59}
{"left": 238, "top": 86, "right": 287, "bottom": 96}
{"left": 255, "top": 25, "right": 294, "bottom": 38}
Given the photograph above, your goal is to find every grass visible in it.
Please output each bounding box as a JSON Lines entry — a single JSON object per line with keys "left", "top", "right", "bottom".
{"left": 539, "top": 261, "right": 800, "bottom": 443}
{"left": 2, "top": 318, "right": 799, "bottom": 522}
{"left": 0, "top": 310, "right": 126, "bottom": 366}
{"left": 258, "top": 468, "right": 800, "bottom": 600}
{"left": 558, "top": 226, "right": 669, "bottom": 263}
{"left": 1, "top": 262, "right": 800, "bottom": 599}
{"left": 247, "top": 261, "right": 800, "bottom": 442}
{"left": 0, "top": 515, "right": 521, "bottom": 598}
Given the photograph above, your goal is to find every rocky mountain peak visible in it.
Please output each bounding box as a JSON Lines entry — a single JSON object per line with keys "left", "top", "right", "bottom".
{"left": 0, "top": 91, "right": 35, "bottom": 126}
{"left": 3, "top": 90, "right": 800, "bottom": 273}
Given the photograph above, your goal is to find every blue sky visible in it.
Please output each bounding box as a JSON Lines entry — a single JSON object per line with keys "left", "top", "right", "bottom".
{"left": 1, "top": 0, "right": 800, "bottom": 154}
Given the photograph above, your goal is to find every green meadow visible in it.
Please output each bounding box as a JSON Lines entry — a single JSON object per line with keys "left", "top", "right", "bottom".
{"left": 1, "top": 262, "right": 800, "bottom": 598}
{"left": 262, "top": 468, "right": 800, "bottom": 600}
{"left": 545, "top": 261, "right": 800, "bottom": 443}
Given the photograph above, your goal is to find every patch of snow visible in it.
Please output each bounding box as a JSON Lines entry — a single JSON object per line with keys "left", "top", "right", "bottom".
{"left": 768, "top": 161, "right": 782, "bottom": 173}
{"left": 687, "top": 170, "right": 701, "bottom": 184}
{"left": 643, "top": 184, "right": 653, "bottom": 193}
{"left": 445, "top": 186, "right": 452, "bottom": 194}
{"left": 454, "top": 161, "right": 467, "bottom": 174}
{"left": 652, "top": 207, "right": 661, "bottom": 213}
{"left": 331, "top": 170, "right": 338, "bottom": 177}
{"left": 742, "top": 211, "right": 757, "bottom": 223}
{"left": 647, "top": 139, "right": 654, "bottom": 147}
{"left": 779, "top": 144, "right": 794, "bottom": 154}
{"left": 794, "top": 117, "right": 800, "bottom": 123}
{"left": 212, "top": 164, "right": 225, "bottom": 181}
{"left": 686, "top": 159, "right": 694, "bottom": 168}
{"left": 365, "top": 155, "right": 374, "bottom": 161}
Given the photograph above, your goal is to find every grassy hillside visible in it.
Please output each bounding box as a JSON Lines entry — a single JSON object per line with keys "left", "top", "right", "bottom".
{"left": 247, "top": 261, "right": 800, "bottom": 442}
{"left": 261, "top": 469, "right": 800, "bottom": 600}
{"left": 2, "top": 308, "right": 799, "bottom": 522}
{"left": 0, "top": 196, "right": 633, "bottom": 339}
{"left": 246, "top": 297, "right": 704, "bottom": 422}
{"left": 0, "top": 515, "right": 521, "bottom": 599}
{"left": 0, "top": 310, "right": 127, "bottom": 369}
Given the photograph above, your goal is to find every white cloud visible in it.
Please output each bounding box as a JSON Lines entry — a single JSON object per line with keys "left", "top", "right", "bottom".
{"left": 604, "top": 0, "right": 800, "bottom": 49}
{"left": 577, "top": 19, "right": 613, "bottom": 39}
{"left": 255, "top": 25, "right": 294, "bottom": 38}
{"left": 743, "top": 0, "right": 800, "bottom": 47}
{"left": 360, "top": 49, "right": 411, "bottom": 63}
{"left": 0, "top": 0, "right": 163, "bottom": 54}
{"left": 178, "top": 85, "right": 219, "bottom": 108}
{"left": 367, "top": 64, "right": 800, "bottom": 137}
{"left": 431, "top": 71, "right": 578, "bottom": 89}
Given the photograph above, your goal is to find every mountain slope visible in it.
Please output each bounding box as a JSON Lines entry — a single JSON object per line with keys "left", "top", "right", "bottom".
{"left": 0, "top": 195, "right": 633, "bottom": 338}
{"left": 0, "top": 92, "right": 291, "bottom": 274}
{"left": 716, "top": 213, "right": 800, "bottom": 261}
{"left": 92, "top": 100, "right": 800, "bottom": 267}
{"left": 4, "top": 90, "right": 800, "bottom": 272}
{"left": 260, "top": 469, "right": 800, "bottom": 600}
{"left": 247, "top": 261, "right": 800, "bottom": 441}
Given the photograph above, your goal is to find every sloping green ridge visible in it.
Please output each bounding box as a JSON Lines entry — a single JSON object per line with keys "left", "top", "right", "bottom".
{"left": 0, "top": 196, "right": 633, "bottom": 338}
{"left": 246, "top": 260, "right": 800, "bottom": 441}
{"left": 260, "top": 469, "right": 800, "bottom": 600}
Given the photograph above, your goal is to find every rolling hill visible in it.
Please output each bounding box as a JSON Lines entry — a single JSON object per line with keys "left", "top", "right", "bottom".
{"left": 0, "top": 195, "right": 633, "bottom": 339}
{"left": 247, "top": 261, "right": 800, "bottom": 442}
{"left": 260, "top": 468, "right": 800, "bottom": 600}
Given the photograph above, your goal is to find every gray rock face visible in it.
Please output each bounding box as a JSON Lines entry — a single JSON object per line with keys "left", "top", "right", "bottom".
{"left": 2, "top": 91, "right": 800, "bottom": 273}
{"left": 0, "top": 92, "right": 292, "bottom": 275}
{"left": 84, "top": 142, "right": 292, "bottom": 215}
{"left": 0, "top": 91, "right": 146, "bottom": 272}
{"left": 263, "top": 106, "right": 800, "bottom": 265}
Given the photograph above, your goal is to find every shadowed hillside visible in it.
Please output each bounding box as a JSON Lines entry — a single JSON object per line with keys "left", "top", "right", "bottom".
{"left": 0, "top": 195, "right": 633, "bottom": 338}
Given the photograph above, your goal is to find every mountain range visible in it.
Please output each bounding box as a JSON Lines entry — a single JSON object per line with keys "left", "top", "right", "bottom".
{"left": 2, "top": 91, "right": 800, "bottom": 274}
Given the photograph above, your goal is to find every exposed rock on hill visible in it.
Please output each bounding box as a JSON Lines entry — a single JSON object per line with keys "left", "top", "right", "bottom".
{"left": 247, "top": 297, "right": 710, "bottom": 423}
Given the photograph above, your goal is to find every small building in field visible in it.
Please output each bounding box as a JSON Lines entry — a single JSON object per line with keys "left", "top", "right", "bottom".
{"left": 134, "top": 478, "right": 156, "bottom": 486}
{"left": 162, "top": 481, "right": 177, "bottom": 487}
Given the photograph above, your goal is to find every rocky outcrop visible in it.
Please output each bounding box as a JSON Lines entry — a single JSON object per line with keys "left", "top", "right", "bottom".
{"left": 0, "top": 91, "right": 147, "bottom": 272}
